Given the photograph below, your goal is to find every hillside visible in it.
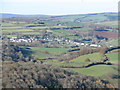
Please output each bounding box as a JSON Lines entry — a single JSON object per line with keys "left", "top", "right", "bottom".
{"left": 1, "top": 12, "right": 118, "bottom": 22}
{"left": 0, "top": 13, "right": 49, "bottom": 18}
{"left": 2, "top": 41, "right": 119, "bottom": 88}
{"left": 1, "top": 12, "right": 119, "bottom": 88}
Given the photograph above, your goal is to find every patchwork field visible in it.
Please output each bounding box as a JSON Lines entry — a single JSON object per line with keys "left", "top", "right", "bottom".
{"left": 96, "top": 21, "right": 118, "bottom": 28}
{"left": 93, "top": 31, "right": 118, "bottom": 39}
{"left": 2, "top": 12, "right": 119, "bottom": 88}
{"left": 45, "top": 49, "right": 119, "bottom": 86}
{"left": 24, "top": 47, "right": 69, "bottom": 59}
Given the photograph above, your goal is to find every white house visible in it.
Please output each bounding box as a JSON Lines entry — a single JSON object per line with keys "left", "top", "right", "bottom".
{"left": 80, "top": 43, "right": 85, "bottom": 46}
{"left": 90, "top": 44, "right": 98, "bottom": 47}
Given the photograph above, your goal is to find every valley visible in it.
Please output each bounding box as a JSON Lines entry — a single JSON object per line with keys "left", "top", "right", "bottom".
{"left": 1, "top": 12, "right": 119, "bottom": 88}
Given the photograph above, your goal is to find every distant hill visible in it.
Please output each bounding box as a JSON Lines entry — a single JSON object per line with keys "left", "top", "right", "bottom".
{"left": 42, "top": 12, "right": 117, "bottom": 23}
{"left": 1, "top": 12, "right": 118, "bottom": 22}
{"left": 0, "top": 13, "right": 49, "bottom": 18}
{"left": 53, "top": 12, "right": 118, "bottom": 22}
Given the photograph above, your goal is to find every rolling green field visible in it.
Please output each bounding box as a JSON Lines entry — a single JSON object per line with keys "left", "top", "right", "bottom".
{"left": 3, "top": 35, "right": 17, "bottom": 37}
{"left": 2, "top": 26, "right": 23, "bottom": 29}
{"left": 69, "top": 65, "right": 118, "bottom": 77}
{"left": 96, "top": 21, "right": 118, "bottom": 28}
{"left": 2, "top": 23, "right": 17, "bottom": 27}
{"left": 46, "top": 52, "right": 104, "bottom": 67}
{"left": 2, "top": 21, "right": 93, "bottom": 37}
{"left": 54, "top": 14, "right": 110, "bottom": 23}
{"left": 107, "top": 38, "right": 119, "bottom": 46}
{"left": 2, "top": 22, "right": 41, "bottom": 35}
{"left": 72, "top": 27, "right": 93, "bottom": 31}
{"left": 68, "top": 64, "right": 118, "bottom": 85}
{"left": 107, "top": 50, "right": 119, "bottom": 64}
{"left": 3, "top": 29, "right": 33, "bottom": 33}
{"left": 45, "top": 49, "right": 119, "bottom": 85}
{"left": 21, "top": 32, "right": 41, "bottom": 35}
{"left": 26, "top": 47, "right": 69, "bottom": 59}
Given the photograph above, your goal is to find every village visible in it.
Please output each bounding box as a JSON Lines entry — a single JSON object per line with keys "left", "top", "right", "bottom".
{"left": 9, "top": 35, "right": 114, "bottom": 48}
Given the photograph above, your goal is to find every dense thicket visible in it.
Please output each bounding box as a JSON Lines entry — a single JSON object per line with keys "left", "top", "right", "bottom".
{"left": 2, "top": 41, "right": 31, "bottom": 62}
{"left": 2, "top": 61, "right": 114, "bottom": 88}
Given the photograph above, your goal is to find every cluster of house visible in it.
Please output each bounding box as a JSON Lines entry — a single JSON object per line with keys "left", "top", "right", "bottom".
{"left": 73, "top": 42, "right": 102, "bottom": 47}
{"left": 9, "top": 36, "right": 114, "bottom": 48}
{"left": 43, "top": 37, "right": 102, "bottom": 48}
{"left": 10, "top": 37, "right": 37, "bottom": 43}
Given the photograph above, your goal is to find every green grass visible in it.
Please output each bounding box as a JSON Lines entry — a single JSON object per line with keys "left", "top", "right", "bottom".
{"left": 2, "top": 26, "right": 23, "bottom": 29}
{"left": 81, "top": 41, "right": 92, "bottom": 43}
{"left": 21, "top": 32, "right": 40, "bottom": 35}
{"left": 3, "top": 35, "right": 17, "bottom": 37}
{"left": 52, "top": 27, "right": 92, "bottom": 37}
{"left": 2, "top": 23, "right": 16, "bottom": 27}
{"left": 52, "top": 31, "right": 62, "bottom": 35}
{"left": 57, "top": 14, "right": 107, "bottom": 23}
{"left": 46, "top": 52, "right": 104, "bottom": 67}
{"left": 63, "top": 36, "right": 79, "bottom": 40}
{"left": 107, "top": 53, "right": 119, "bottom": 64}
{"left": 68, "top": 64, "right": 118, "bottom": 85}
{"left": 29, "top": 47, "right": 69, "bottom": 54}
{"left": 52, "top": 30, "right": 67, "bottom": 36}
{"left": 51, "top": 50, "right": 119, "bottom": 68}
{"left": 52, "top": 29, "right": 74, "bottom": 36}
{"left": 3, "top": 29, "right": 33, "bottom": 33}
{"left": 44, "top": 20, "right": 61, "bottom": 26}
{"left": 68, "top": 53, "right": 103, "bottom": 65}
{"left": 28, "top": 26, "right": 49, "bottom": 29}
{"left": 69, "top": 65, "right": 118, "bottom": 77}
{"left": 60, "top": 50, "right": 119, "bottom": 85}
{"left": 26, "top": 24, "right": 45, "bottom": 26}
{"left": 84, "top": 15, "right": 108, "bottom": 22}
{"left": 28, "top": 47, "right": 69, "bottom": 59}
{"left": 63, "top": 22, "right": 84, "bottom": 26}
{"left": 96, "top": 21, "right": 118, "bottom": 28}
{"left": 51, "top": 26, "right": 68, "bottom": 28}
{"left": 46, "top": 50, "right": 119, "bottom": 85}
{"left": 107, "top": 38, "right": 119, "bottom": 46}
{"left": 56, "top": 15, "right": 108, "bottom": 22}
{"left": 72, "top": 27, "right": 93, "bottom": 31}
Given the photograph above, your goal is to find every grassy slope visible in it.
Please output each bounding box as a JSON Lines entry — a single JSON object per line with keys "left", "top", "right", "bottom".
{"left": 47, "top": 52, "right": 103, "bottom": 67}
{"left": 107, "top": 38, "right": 119, "bottom": 46}
{"left": 95, "top": 21, "right": 118, "bottom": 28}
{"left": 69, "top": 65, "right": 118, "bottom": 77}
{"left": 106, "top": 49, "right": 119, "bottom": 64}
{"left": 46, "top": 50, "right": 119, "bottom": 85}
{"left": 3, "top": 29, "right": 33, "bottom": 33}
{"left": 28, "top": 47, "right": 69, "bottom": 59}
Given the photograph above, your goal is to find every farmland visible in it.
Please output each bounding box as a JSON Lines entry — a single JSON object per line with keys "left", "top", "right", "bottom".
{"left": 95, "top": 21, "right": 118, "bottom": 28}
{"left": 1, "top": 12, "right": 119, "bottom": 88}
{"left": 25, "top": 47, "right": 69, "bottom": 59}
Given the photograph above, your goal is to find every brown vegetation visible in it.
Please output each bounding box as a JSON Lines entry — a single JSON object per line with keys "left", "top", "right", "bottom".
{"left": 2, "top": 61, "right": 114, "bottom": 88}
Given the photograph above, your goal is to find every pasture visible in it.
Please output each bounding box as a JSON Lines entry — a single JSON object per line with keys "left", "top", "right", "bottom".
{"left": 3, "top": 29, "right": 33, "bottom": 33}
{"left": 96, "top": 21, "right": 118, "bottom": 28}
{"left": 26, "top": 47, "right": 69, "bottom": 59}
